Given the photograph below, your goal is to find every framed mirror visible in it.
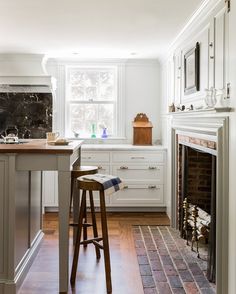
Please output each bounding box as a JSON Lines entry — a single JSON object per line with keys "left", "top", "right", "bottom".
{"left": 184, "top": 42, "right": 200, "bottom": 95}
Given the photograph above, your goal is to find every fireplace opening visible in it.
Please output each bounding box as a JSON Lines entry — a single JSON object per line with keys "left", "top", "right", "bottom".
{"left": 177, "top": 142, "right": 216, "bottom": 283}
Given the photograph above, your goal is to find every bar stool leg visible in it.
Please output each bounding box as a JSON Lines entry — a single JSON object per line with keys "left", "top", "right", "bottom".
{"left": 70, "top": 177, "right": 75, "bottom": 214}
{"left": 72, "top": 187, "right": 80, "bottom": 245}
{"left": 82, "top": 193, "right": 88, "bottom": 247}
{"left": 100, "top": 190, "right": 112, "bottom": 293}
{"left": 89, "top": 191, "right": 101, "bottom": 259}
{"left": 70, "top": 190, "right": 86, "bottom": 285}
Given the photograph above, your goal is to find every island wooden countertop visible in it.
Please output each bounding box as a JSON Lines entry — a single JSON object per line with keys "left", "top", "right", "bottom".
{"left": 0, "top": 139, "right": 83, "bottom": 154}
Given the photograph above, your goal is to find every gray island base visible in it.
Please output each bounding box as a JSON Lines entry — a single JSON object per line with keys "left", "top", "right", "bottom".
{"left": 0, "top": 139, "right": 82, "bottom": 294}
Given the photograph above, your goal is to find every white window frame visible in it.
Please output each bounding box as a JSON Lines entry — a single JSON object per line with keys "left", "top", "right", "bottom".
{"left": 65, "top": 63, "right": 125, "bottom": 139}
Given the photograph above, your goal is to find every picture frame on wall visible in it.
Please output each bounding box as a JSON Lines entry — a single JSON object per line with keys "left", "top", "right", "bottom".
{"left": 184, "top": 42, "right": 200, "bottom": 95}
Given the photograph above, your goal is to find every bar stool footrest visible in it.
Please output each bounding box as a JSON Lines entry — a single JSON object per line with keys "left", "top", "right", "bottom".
{"left": 80, "top": 237, "right": 103, "bottom": 246}
{"left": 93, "top": 240, "right": 104, "bottom": 250}
{"left": 82, "top": 222, "right": 93, "bottom": 228}
{"left": 69, "top": 222, "right": 93, "bottom": 227}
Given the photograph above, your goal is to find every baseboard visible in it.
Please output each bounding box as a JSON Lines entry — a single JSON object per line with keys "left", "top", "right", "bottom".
{"left": 44, "top": 206, "right": 166, "bottom": 213}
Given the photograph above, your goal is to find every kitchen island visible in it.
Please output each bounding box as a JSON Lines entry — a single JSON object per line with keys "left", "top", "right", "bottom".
{"left": 0, "top": 139, "right": 83, "bottom": 294}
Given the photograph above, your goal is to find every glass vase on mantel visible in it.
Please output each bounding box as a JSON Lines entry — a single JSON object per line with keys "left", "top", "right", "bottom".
{"left": 204, "top": 88, "right": 216, "bottom": 108}
{"left": 214, "top": 89, "right": 226, "bottom": 109}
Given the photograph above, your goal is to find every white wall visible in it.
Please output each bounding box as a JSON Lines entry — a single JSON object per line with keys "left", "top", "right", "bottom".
{"left": 125, "top": 60, "right": 161, "bottom": 143}
{"left": 46, "top": 59, "right": 161, "bottom": 143}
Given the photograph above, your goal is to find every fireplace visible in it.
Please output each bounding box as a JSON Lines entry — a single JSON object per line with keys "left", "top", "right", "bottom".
{"left": 170, "top": 112, "right": 229, "bottom": 293}
{"left": 177, "top": 136, "right": 216, "bottom": 282}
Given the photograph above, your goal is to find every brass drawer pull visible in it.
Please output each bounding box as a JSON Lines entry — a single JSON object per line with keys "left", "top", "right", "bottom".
{"left": 148, "top": 185, "right": 157, "bottom": 189}
{"left": 98, "top": 166, "right": 103, "bottom": 170}
{"left": 120, "top": 166, "right": 128, "bottom": 169}
{"left": 131, "top": 156, "right": 145, "bottom": 159}
{"left": 149, "top": 166, "right": 161, "bottom": 171}
{"left": 82, "top": 156, "right": 92, "bottom": 160}
{"left": 124, "top": 185, "right": 128, "bottom": 189}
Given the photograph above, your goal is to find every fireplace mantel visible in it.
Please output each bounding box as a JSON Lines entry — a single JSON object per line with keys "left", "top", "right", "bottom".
{"left": 171, "top": 112, "right": 229, "bottom": 294}
{"left": 167, "top": 106, "right": 232, "bottom": 116}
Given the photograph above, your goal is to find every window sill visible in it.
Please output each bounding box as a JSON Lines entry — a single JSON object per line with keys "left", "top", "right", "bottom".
{"left": 68, "top": 137, "right": 127, "bottom": 144}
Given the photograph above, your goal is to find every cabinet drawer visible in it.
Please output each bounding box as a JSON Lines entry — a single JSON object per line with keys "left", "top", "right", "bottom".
{"left": 113, "top": 165, "right": 163, "bottom": 183}
{"left": 81, "top": 151, "right": 110, "bottom": 163}
{"left": 110, "top": 184, "right": 164, "bottom": 206}
{"left": 82, "top": 164, "right": 110, "bottom": 175}
{"left": 112, "top": 151, "right": 164, "bottom": 163}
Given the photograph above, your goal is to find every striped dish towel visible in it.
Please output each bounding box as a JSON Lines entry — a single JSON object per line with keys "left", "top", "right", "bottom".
{"left": 81, "top": 173, "right": 124, "bottom": 195}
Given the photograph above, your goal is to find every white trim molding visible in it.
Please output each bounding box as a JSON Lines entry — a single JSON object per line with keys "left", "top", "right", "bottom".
{"left": 170, "top": 111, "right": 229, "bottom": 294}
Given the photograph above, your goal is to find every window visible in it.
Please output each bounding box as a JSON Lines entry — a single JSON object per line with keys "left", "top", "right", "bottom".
{"left": 66, "top": 65, "right": 122, "bottom": 138}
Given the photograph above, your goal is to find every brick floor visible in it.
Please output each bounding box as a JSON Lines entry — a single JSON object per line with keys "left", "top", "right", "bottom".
{"left": 133, "top": 226, "right": 216, "bottom": 294}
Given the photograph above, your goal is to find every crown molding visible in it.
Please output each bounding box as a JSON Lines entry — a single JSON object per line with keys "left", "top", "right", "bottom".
{"left": 160, "top": 0, "right": 223, "bottom": 65}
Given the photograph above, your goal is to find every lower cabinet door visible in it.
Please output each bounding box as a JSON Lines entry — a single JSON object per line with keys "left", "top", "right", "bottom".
{"left": 110, "top": 183, "right": 164, "bottom": 206}
{"left": 42, "top": 171, "right": 58, "bottom": 207}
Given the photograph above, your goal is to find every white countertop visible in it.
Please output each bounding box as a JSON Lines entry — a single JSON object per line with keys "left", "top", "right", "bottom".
{"left": 81, "top": 143, "right": 167, "bottom": 151}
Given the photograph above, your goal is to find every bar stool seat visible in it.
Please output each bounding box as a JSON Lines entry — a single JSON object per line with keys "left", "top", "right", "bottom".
{"left": 70, "top": 176, "right": 112, "bottom": 293}
{"left": 70, "top": 165, "right": 98, "bottom": 212}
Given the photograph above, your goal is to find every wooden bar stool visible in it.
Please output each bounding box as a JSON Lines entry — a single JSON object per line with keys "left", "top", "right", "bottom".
{"left": 70, "top": 177, "right": 112, "bottom": 293}
{"left": 70, "top": 166, "right": 98, "bottom": 244}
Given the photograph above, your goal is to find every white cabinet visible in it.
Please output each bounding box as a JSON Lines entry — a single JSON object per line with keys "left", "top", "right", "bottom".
{"left": 110, "top": 151, "right": 165, "bottom": 207}
{"left": 170, "top": 0, "right": 230, "bottom": 108}
{"left": 82, "top": 149, "right": 166, "bottom": 208}
{"left": 43, "top": 147, "right": 166, "bottom": 210}
{"left": 111, "top": 184, "right": 164, "bottom": 206}
{"left": 213, "top": 3, "right": 229, "bottom": 94}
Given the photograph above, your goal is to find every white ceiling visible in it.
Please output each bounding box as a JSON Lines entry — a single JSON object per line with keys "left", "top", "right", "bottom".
{"left": 0, "top": 0, "right": 204, "bottom": 60}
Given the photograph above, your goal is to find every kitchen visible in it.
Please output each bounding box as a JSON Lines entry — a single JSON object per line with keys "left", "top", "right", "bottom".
{"left": 1, "top": 0, "right": 236, "bottom": 293}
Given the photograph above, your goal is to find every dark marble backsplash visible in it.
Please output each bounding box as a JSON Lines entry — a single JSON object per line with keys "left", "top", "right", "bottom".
{"left": 0, "top": 92, "right": 52, "bottom": 139}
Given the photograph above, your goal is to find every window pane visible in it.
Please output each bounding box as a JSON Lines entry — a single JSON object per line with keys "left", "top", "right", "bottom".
{"left": 68, "top": 68, "right": 115, "bottom": 101}
{"left": 69, "top": 103, "right": 114, "bottom": 137}
{"left": 70, "top": 86, "right": 84, "bottom": 100}
{"left": 99, "top": 71, "right": 114, "bottom": 100}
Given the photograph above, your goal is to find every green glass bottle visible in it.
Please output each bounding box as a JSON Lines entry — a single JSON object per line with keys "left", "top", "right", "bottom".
{"left": 91, "top": 123, "right": 96, "bottom": 138}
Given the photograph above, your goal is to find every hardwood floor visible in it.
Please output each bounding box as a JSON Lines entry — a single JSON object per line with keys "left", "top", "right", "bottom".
{"left": 19, "top": 212, "right": 169, "bottom": 294}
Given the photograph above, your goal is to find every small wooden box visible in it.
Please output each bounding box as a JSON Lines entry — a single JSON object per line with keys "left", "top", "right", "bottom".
{"left": 132, "top": 113, "right": 153, "bottom": 145}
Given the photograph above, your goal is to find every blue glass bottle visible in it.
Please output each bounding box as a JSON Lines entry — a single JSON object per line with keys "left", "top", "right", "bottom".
{"left": 101, "top": 128, "right": 108, "bottom": 138}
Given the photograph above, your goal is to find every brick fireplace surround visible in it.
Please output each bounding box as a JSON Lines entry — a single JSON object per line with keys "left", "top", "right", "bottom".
{"left": 170, "top": 111, "right": 229, "bottom": 294}
{"left": 177, "top": 138, "right": 214, "bottom": 214}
